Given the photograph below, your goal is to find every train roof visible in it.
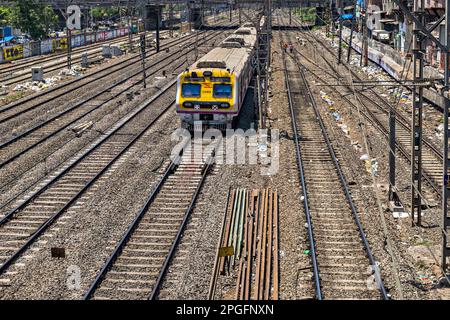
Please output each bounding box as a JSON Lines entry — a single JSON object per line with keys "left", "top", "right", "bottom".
{"left": 234, "top": 27, "right": 257, "bottom": 36}
{"left": 221, "top": 33, "right": 257, "bottom": 48}
{"left": 189, "top": 46, "right": 253, "bottom": 75}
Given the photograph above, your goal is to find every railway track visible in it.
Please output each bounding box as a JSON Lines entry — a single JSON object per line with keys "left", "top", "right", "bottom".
{"left": 83, "top": 138, "right": 219, "bottom": 300}
{"left": 0, "top": 28, "right": 225, "bottom": 169}
{"left": 0, "top": 30, "right": 205, "bottom": 126}
{"left": 282, "top": 35, "right": 388, "bottom": 300}
{"left": 0, "top": 19, "right": 234, "bottom": 89}
{"left": 294, "top": 26, "right": 444, "bottom": 199}
{"left": 0, "top": 34, "right": 143, "bottom": 87}
{"left": 0, "top": 27, "right": 232, "bottom": 216}
{"left": 0, "top": 32, "right": 138, "bottom": 72}
{"left": 0, "top": 79, "right": 177, "bottom": 280}
{"left": 0, "top": 17, "right": 239, "bottom": 122}
{"left": 0, "top": 17, "right": 219, "bottom": 78}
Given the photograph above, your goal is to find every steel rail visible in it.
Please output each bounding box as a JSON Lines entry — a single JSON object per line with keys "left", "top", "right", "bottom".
{"left": 299, "top": 28, "right": 443, "bottom": 196}
{"left": 149, "top": 138, "right": 221, "bottom": 300}
{"left": 298, "top": 53, "right": 442, "bottom": 198}
{"left": 282, "top": 27, "right": 389, "bottom": 299}
{"left": 0, "top": 30, "right": 204, "bottom": 120}
{"left": 208, "top": 186, "right": 232, "bottom": 300}
{"left": 282, "top": 46, "right": 322, "bottom": 300}
{"left": 0, "top": 26, "right": 237, "bottom": 216}
{"left": 297, "top": 58, "right": 389, "bottom": 300}
{"left": 83, "top": 137, "right": 221, "bottom": 300}
{"left": 82, "top": 143, "right": 182, "bottom": 300}
{"left": 0, "top": 87, "right": 176, "bottom": 276}
{"left": 0, "top": 57, "right": 188, "bottom": 209}
{"left": 0, "top": 79, "right": 176, "bottom": 228}
{"left": 0, "top": 28, "right": 226, "bottom": 170}
{"left": 0, "top": 32, "right": 148, "bottom": 78}
{"left": 0, "top": 17, "right": 240, "bottom": 276}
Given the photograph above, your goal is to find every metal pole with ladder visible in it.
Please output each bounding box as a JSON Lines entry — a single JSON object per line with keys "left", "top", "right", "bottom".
{"left": 67, "top": 29, "right": 72, "bottom": 70}
{"left": 337, "top": 2, "right": 343, "bottom": 64}
{"left": 156, "top": 6, "right": 160, "bottom": 52}
{"left": 140, "top": 34, "right": 147, "bottom": 89}
{"left": 411, "top": 0, "right": 425, "bottom": 227}
{"left": 442, "top": 0, "right": 450, "bottom": 272}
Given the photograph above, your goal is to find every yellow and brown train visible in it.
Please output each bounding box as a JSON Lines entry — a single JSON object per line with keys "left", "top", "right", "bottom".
{"left": 176, "top": 24, "right": 259, "bottom": 130}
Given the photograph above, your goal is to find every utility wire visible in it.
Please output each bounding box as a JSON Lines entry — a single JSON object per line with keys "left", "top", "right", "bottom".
{"left": 297, "top": 15, "right": 405, "bottom": 298}
{"left": 302, "top": 17, "right": 450, "bottom": 290}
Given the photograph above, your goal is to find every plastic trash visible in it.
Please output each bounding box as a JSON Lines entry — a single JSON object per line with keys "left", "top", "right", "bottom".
{"left": 332, "top": 112, "right": 341, "bottom": 121}
{"left": 13, "top": 76, "right": 61, "bottom": 92}
{"left": 59, "top": 67, "right": 82, "bottom": 77}
{"left": 340, "top": 124, "right": 350, "bottom": 135}
{"left": 320, "top": 91, "right": 334, "bottom": 106}
{"left": 365, "top": 159, "right": 379, "bottom": 176}
{"left": 393, "top": 212, "right": 409, "bottom": 218}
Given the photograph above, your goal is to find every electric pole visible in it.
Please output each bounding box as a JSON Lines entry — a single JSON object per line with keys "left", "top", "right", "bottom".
{"left": 337, "top": 1, "right": 343, "bottom": 64}
{"left": 361, "top": 1, "right": 368, "bottom": 67}
{"left": 346, "top": 1, "right": 357, "bottom": 63}
{"left": 67, "top": 29, "right": 72, "bottom": 70}
{"left": 169, "top": 4, "right": 174, "bottom": 37}
{"left": 442, "top": 0, "right": 450, "bottom": 270}
{"left": 289, "top": 5, "right": 292, "bottom": 25}
{"left": 128, "top": 8, "right": 133, "bottom": 52}
{"left": 140, "top": 34, "right": 147, "bottom": 88}
{"left": 411, "top": 0, "right": 425, "bottom": 227}
{"left": 156, "top": 7, "right": 160, "bottom": 52}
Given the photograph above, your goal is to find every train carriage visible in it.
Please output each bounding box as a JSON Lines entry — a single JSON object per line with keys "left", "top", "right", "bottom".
{"left": 176, "top": 25, "right": 258, "bottom": 130}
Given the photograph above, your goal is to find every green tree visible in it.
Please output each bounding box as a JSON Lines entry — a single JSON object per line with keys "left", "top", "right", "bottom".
{"left": 90, "top": 7, "right": 120, "bottom": 20}
{"left": 0, "top": 6, "right": 11, "bottom": 25}
{"left": 9, "top": 0, "right": 59, "bottom": 40}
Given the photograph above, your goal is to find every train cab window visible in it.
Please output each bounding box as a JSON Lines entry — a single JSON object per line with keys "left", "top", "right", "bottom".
{"left": 213, "top": 84, "right": 232, "bottom": 98}
{"left": 182, "top": 84, "right": 201, "bottom": 98}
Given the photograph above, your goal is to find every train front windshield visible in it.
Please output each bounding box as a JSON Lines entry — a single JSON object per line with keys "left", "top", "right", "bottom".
{"left": 182, "top": 84, "right": 201, "bottom": 98}
{"left": 213, "top": 84, "right": 232, "bottom": 98}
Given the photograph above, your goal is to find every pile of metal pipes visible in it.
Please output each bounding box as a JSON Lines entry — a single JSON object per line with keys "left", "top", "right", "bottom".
{"left": 218, "top": 188, "right": 279, "bottom": 300}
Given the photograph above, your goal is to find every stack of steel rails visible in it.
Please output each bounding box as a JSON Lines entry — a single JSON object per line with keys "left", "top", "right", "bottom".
{"left": 210, "top": 188, "right": 279, "bottom": 301}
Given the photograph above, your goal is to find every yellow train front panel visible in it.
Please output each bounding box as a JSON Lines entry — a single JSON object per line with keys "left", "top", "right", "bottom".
{"left": 176, "top": 69, "right": 240, "bottom": 129}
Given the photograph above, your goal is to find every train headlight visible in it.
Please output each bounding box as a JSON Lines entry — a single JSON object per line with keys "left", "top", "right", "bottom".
{"left": 183, "top": 102, "right": 193, "bottom": 108}
{"left": 220, "top": 103, "right": 230, "bottom": 108}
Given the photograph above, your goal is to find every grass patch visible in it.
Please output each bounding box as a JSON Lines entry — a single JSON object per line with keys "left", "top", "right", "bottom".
{"left": 1, "top": 91, "right": 27, "bottom": 104}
